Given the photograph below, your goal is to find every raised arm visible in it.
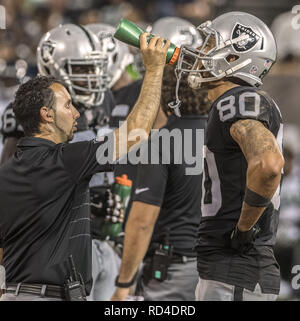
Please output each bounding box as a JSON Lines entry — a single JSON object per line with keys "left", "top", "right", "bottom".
{"left": 230, "top": 119, "right": 284, "bottom": 232}
{"left": 113, "top": 33, "right": 170, "bottom": 161}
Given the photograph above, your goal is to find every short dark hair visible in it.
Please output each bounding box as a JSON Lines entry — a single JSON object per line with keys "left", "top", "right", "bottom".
{"left": 12, "top": 76, "right": 62, "bottom": 136}
{"left": 161, "top": 65, "right": 211, "bottom": 116}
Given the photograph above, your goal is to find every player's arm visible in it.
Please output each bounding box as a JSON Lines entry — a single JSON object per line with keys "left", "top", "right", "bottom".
{"left": 111, "top": 201, "right": 160, "bottom": 301}
{"left": 0, "top": 137, "right": 19, "bottom": 165}
{"left": 230, "top": 119, "right": 284, "bottom": 231}
{"left": 113, "top": 33, "right": 170, "bottom": 161}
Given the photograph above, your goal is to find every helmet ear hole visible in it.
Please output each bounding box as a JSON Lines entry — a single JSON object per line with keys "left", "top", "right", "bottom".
{"left": 112, "top": 53, "right": 118, "bottom": 64}
{"left": 226, "top": 54, "right": 239, "bottom": 62}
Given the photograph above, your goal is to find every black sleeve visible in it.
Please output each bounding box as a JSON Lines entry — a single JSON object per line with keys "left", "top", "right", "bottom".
{"left": 61, "top": 133, "right": 115, "bottom": 183}
{"left": 133, "top": 162, "right": 168, "bottom": 207}
{"left": 132, "top": 139, "right": 168, "bottom": 207}
{"left": 1, "top": 103, "right": 24, "bottom": 142}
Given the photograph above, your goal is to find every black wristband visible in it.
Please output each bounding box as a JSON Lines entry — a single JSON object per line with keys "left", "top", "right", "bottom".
{"left": 115, "top": 275, "right": 135, "bottom": 288}
{"left": 244, "top": 187, "right": 271, "bottom": 208}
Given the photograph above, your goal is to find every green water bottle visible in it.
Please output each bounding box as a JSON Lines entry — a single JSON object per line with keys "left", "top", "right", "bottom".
{"left": 102, "top": 174, "right": 132, "bottom": 238}
{"left": 114, "top": 18, "right": 180, "bottom": 65}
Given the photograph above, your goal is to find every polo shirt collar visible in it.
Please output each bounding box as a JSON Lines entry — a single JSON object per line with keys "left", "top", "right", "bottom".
{"left": 17, "top": 137, "right": 57, "bottom": 148}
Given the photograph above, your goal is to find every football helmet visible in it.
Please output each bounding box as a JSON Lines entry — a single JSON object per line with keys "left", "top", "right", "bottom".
{"left": 37, "top": 24, "right": 108, "bottom": 108}
{"left": 150, "top": 16, "right": 203, "bottom": 49}
{"left": 86, "top": 23, "right": 134, "bottom": 89}
{"left": 271, "top": 11, "right": 300, "bottom": 60}
{"left": 176, "top": 11, "right": 277, "bottom": 90}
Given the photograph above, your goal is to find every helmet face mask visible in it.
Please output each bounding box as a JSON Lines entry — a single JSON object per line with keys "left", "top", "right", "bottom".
{"left": 63, "top": 56, "right": 108, "bottom": 106}
{"left": 37, "top": 24, "right": 109, "bottom": 108}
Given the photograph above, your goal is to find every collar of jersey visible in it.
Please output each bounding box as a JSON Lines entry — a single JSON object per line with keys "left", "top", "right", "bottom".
{"left": 17, "top": 137, "right": 57, "bottom": 148}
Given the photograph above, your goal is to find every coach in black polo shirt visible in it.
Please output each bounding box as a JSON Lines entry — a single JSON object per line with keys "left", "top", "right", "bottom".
{"left": 0, "top": 34, "right": 170, "bottom": 301}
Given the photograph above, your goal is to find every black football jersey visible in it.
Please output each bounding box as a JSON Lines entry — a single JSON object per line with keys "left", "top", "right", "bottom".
{"left": 196, "top": 86, "right": 283, "bottom": 250}
{"left": 0, "top": 103, "right": 24, "bottom": 142}
{"left": 110, "top": 79, "right": 142, "bottom": 129}
{"left": 76, "top": 89, "right": 115, "bottom": 133}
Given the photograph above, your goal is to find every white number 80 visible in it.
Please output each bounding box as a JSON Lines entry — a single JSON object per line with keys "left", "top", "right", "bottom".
{"left": 216, "top": 92, "right": 261, "bottom": 122}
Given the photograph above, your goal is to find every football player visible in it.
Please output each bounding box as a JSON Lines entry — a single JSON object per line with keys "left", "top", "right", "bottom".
{"left": 174, "top": 12, "right": 284, "bottom": 300}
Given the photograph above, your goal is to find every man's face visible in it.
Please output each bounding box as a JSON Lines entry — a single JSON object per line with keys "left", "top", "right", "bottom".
{"left": 50, "top": 82, "right": 80, "bottom": 142}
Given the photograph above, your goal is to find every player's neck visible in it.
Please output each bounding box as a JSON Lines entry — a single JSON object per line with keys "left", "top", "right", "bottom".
{"left": 34, "top": 126, "right": 66, "bottom": 144}
{"left": 208, "top": 81, "right": 240, "bottom": 103}
{"left": 34, "top": 132, "right": 62, "bottom": 144}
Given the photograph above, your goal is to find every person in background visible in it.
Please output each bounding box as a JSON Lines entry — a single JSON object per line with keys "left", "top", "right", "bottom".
{"left": 111, "top": 64, "right": 210, "bottom": 301}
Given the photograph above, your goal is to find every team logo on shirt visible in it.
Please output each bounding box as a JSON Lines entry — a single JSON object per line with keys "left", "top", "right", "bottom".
{"left": 231, "top": 23, "right": 260, "bottom": 53}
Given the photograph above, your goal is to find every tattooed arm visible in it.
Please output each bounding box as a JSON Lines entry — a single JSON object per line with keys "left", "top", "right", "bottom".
{"left": 230, "top": 119, "right": 284, "bottom": 231}
{"left": 113, "top": 33, "right": 170, "bottom": 161}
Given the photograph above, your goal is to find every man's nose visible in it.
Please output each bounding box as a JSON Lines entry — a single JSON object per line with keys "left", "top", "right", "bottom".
{"left": 72, "top": 105, "right": 80, "bottom": 119}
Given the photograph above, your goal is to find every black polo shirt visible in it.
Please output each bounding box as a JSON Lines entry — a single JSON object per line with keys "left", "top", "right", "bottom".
{"left": 0, "top": 135, "right": 114, "bottom": 294}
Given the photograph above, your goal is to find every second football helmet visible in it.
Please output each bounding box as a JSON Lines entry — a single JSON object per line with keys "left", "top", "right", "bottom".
{"left": 37, "top": 24, "right": 108, "bottom": 108}
{"left": 86, "top": 23, "right": 134, "bottom": 89}
{"left": 271, "top": 11, "right": 300, "bottom": 60}
{"left": 150, "top": 16, "right": 203, "bottom": 49}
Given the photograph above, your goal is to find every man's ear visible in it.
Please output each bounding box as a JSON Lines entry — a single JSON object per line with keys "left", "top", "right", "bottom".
{"left": 40, "top": 106, "right": 54, "bottom": 123}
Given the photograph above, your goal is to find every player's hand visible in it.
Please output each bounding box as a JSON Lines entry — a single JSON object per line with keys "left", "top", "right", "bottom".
{"left": 230, "top": 225, "right": 260, "bottom": 254}
{"left": 139, "top": 32, "right": 170, "bottom": 73}
{"left": 111, "top": 288, "right": 130, "bottom": 301}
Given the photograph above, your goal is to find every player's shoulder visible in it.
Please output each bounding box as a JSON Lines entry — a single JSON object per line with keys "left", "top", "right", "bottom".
{"left": 212, "top": 85, "right": 281, "bottom": 124}
{"left": 1, "top": 102, "right": 24, "bottom": 138}
{"left": 215, "top": 85, "right": 274, "bottom": 104}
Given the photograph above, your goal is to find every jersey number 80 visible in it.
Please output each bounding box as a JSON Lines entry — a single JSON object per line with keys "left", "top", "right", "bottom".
{"left": 216, "top": 92, "right": 261, "bottom": 122}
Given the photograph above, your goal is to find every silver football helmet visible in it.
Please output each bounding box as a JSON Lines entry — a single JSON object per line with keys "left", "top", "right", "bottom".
{"left": 176, "top": 12, "right": 277, "bottom": 89}
{"left": 86, "top": 23, "right": 134, "bottom": 89}
{"left": 150, "top": 16, "right": 203, "bottom": 48}
{"left": 37, "top": 24, "right": 108, "bottom": 108}
{"left": 271, "top": 11, "right": 300, "bottom": 60}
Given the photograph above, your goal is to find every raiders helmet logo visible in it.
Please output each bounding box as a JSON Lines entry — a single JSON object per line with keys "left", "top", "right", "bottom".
{"left": 40, "top": 40, "right": 56, "bottom": 63}
{"left": 231, "top": 23, "right": 260, "bottom": 53}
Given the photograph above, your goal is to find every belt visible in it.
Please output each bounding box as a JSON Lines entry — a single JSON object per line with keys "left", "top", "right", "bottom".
{"left": 4, "top": 282, "right": 66, "bottom": 300}
{"left": 171, "top": 255, "right": 197, "bottom": 264}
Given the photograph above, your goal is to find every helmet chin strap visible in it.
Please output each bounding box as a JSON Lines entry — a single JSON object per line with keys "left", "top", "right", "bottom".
{"left": 168, "top": 69, "right": 183, "bottom": 117}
